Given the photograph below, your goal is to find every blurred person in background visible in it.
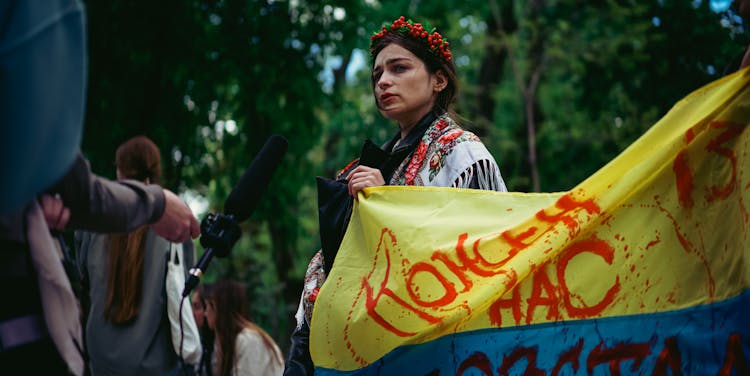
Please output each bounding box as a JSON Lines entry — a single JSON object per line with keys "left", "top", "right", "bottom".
{"left": 205, "top": 279, "right": 284, "bottom": 376}
{"left": 76, "top": 136, "right": 198, "bottom": 375}
{"left": 192, "top": 283, "right": 216, "bottom": 376}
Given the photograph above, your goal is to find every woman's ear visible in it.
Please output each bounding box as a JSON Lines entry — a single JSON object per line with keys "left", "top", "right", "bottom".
{"left": 434, "top": 70, "right": 448, "bottom": 92}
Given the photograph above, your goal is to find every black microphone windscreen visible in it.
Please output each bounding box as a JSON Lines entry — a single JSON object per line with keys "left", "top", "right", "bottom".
{"left": 223, "top": 134, "right": 288, "bottom": 222}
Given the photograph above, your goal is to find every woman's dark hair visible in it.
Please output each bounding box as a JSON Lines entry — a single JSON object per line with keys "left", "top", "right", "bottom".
{"left": 209, "top": 279, "right": 283, "bottom": 376}
{"left": 195, "top": 283, "right": 214, "bottom": 336}
{"left": 370, "top": 30, "right": 459, "bottom": 117}
{"left": 195, "top": 283, "right": 215, "bottom": 376}
{"left": 104, "top": 136, "right": 161, "bottom": 324}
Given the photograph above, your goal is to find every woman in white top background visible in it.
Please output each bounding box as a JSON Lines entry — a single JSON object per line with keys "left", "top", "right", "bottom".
{"left": 205, "top": 279, "right": 284, "bottom": 376}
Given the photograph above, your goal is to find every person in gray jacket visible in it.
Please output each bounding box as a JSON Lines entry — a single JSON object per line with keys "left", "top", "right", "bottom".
{"left": 77, "top": 136, "right": 197, "bottom": 376}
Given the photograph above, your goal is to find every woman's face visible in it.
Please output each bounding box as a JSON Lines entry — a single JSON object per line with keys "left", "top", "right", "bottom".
{"left": 372, "top": 43, "right": 445, "bottom": 128}
{"left": 191, "top": 293, "right": 205, "bottom": 327}
{"left": 205, "top": 300, "right": 216, "bottom": 330}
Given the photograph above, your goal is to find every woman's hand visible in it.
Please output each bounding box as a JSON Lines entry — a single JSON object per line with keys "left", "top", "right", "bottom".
{"left": 346, "top": 165, "right": 385, "bottom": 199}
{"left": 39, "top": 194, "right": 70, "bottom": 231}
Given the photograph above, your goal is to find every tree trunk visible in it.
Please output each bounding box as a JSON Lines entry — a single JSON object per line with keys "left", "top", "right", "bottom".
{"left": 525, "top": 0, "right": 545, "bottom": 192}
{"left": 523, "top": 80, "right": 541, "bottom": 192}
{"left": 477, "top": 2, "right": 517, "bottom": 136}
{"left": 490, "top": 0, "right": 545, "bottom": 192}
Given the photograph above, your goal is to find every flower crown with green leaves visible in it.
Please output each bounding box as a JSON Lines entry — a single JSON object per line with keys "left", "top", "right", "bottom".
{"left": 370, "top": 16, "right": 452, "bottom": 63}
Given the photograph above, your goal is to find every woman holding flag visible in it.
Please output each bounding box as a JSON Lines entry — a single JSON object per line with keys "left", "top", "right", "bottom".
{"left": 283, "top": 16, "right": 508, "bottom": 375}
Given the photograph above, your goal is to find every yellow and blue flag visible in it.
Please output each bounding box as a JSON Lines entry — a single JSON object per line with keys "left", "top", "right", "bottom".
{"left": 310, "top": 69, "right": 750, "bottom": 374}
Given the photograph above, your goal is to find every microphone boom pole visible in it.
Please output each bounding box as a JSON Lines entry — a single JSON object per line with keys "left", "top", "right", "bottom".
{"left": 181, "top": 134, "right": 288, "bottom": 297}
{"left": 182, "top": 213, "right": 241, "bottom": 297}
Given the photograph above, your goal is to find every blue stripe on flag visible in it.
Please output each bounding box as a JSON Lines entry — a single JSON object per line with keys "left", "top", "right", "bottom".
{"left": 315, "top": 289, "right": 750, "bottom": 375}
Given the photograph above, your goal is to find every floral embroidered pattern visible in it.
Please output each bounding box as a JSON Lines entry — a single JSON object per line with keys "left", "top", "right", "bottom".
{"left": 399, "top": 118, "right": 449, "bottom": 185}
{"left": 302, "top": 250, "right": 326, "bottom": 324}
{"left": 403, "top": 141, "right": 429, "bottom": 185}
{"left": 394, "top": 116, "right": 473, "bottom": 185}
{"left": 308, "top": 287, "right": 320, "bottom": 302}
{"left": 427, "top": 130, "right": 479, "bottom": 181}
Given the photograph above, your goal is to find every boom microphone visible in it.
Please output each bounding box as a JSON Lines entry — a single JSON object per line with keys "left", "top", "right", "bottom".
{"left": 224, "top": 134, "right": 289, "bottom": 222}
{"left": 182, "top": 134, "right": 289, "bottom": 297}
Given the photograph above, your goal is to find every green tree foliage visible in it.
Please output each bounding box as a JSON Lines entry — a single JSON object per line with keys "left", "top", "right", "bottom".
{"left": 83, "top": 0, "right": 338, "bottom": 344}
{"left": 81, "top": 0, "right": 746, "bottom": 351}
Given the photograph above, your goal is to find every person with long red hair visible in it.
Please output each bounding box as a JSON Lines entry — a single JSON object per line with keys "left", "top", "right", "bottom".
{"left": 77, "top": 136, "right": 198, "bottom": 375}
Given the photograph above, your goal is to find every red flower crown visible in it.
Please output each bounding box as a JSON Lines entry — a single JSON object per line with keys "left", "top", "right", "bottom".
{"left": 370, "top": 16, "right": 452, "bottom": 63}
